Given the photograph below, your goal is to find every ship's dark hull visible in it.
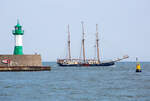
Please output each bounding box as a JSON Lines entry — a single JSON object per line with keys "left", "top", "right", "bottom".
{"left": 57, "top": 61, "right": 115, "bottom": 67}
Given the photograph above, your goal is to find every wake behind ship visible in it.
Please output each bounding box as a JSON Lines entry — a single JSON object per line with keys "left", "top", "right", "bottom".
{"left": 57, "top": 22, "right": 129, "bottom": 67}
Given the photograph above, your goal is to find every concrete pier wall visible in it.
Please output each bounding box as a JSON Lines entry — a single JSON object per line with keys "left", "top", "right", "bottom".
{"left": 0, "top": 66, "right": 50, "bottom": 71}
{"left": 0, "top": 55, "right": 42, "bottom": 66}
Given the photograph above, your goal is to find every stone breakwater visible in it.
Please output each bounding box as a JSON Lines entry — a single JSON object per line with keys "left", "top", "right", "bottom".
{"left": 0, "top": 55, "right": 51, "bottom": 71}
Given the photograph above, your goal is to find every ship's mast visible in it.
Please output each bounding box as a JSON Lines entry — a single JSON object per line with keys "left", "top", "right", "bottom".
{"left": 81, "top": 22, "right": 86, "bottom": 62}
{"left": 67, "top": 24, "right": 71, "bottom": 60}
{"left": 96, "top": 24, "right": 100, "bottom": 63}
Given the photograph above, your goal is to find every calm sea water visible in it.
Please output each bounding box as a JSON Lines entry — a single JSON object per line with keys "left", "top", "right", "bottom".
{"left": 0, "top": 62, "right": 150, "bottom": 101}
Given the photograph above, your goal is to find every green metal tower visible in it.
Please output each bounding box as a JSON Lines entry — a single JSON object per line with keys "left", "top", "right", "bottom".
{"left": 12, "top": 20, "right": 24, "bottom": 55}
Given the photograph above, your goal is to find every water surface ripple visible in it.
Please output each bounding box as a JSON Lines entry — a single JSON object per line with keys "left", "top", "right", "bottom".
{"left": 0, "top": 62, "right": 150, "bottom": 101}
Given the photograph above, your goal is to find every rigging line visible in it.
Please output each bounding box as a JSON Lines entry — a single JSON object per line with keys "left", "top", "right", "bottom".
{"left": 79, "top": 41, "right": 82, "bottom": 60}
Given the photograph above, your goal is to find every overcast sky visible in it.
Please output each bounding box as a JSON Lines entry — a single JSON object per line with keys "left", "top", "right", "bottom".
{"left": 0, "top": 0, "right": 150, "bottom": 61}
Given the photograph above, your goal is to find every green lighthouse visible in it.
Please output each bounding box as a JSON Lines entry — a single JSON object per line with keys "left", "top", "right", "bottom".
{"left": 12, "top": 20, "right": 24, "bottom": 55}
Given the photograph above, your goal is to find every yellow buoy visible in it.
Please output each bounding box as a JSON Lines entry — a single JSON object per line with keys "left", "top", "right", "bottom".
{"left": 136, "top": 57, "right": 141, "bottom": 72}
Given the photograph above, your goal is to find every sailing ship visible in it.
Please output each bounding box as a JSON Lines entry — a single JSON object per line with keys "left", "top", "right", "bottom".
{"left": 57, "top": 22, "right": 129, "bottom": 66}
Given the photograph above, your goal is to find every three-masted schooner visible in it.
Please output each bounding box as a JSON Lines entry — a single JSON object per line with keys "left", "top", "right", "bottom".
{"left": 57, "top": 22, "right": 129, "bottom": 66}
